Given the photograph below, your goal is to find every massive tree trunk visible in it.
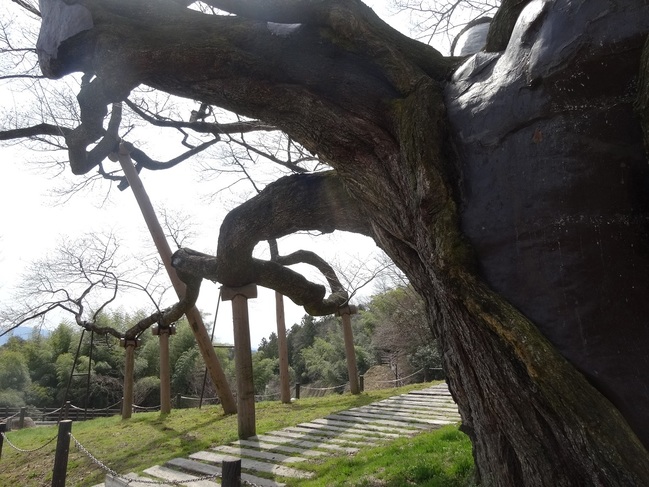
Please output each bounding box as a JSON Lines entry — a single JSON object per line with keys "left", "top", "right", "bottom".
{"left": 37, "top": 0, "right": 649, "bottom": 484}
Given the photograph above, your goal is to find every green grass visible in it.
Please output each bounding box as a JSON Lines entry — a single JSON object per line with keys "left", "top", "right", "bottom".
{"left": 292, "top": 426, "right": 475, "bottom": 487}
{"left": 0, "top": 383, "right": 474, "bottom": 487}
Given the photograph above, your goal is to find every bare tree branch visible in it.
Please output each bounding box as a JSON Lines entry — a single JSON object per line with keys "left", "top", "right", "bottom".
{"left": 10, "top": 0, "right": 40, "bottom": 17}
{"left": 124, "top": 98, "right": 276, "bottom": 136}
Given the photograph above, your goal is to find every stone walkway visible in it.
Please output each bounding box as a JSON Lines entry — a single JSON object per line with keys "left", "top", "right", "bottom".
{"left": 102, "top": 383, "right": 460, "bottom": 487}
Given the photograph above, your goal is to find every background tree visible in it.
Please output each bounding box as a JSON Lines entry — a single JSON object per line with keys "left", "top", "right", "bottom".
{"left": 361, "top": 284, "right": 442, "bottom": 382}
{"left": 0, "top": 348, "right": 31, "bottom": 406}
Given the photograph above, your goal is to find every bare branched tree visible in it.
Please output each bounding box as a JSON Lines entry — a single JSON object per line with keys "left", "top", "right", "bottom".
{"left": 0, "top": 232, "right": 195, "bottom": 341}
{"left": 390, "top": 0, "right": 500, "bottom": 52}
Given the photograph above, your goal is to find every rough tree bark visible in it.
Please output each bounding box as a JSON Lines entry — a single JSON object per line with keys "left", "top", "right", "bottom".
{"left": 33, "top": 0, "right": 649, "bottom": 484}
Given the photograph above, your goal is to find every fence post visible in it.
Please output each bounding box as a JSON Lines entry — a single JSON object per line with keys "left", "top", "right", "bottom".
{"left": 295, "top": 383, "right": 300, "bottom": 400}
{"left": 359, "top": 375, "right": 364, "bottom": 392}
{"left": 222, "top": 458, "right": 241, "bottom": 486}
{"left": 63, "top": 402, "right": 70, "bottom": 421}
{"left": 0, "top": 422, "right": 6, "bottom": 459}
{"left": 176, "top": 393, "right": 182, "bottom": 409}
{"left": 18, "top": 407, "right": 26, "bottom": 429}
{"left": 51, "top": 420, "right": 72, "bottom": 487}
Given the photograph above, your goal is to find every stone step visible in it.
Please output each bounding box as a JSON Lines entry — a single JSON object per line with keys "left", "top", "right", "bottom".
{"left": 262, "top": 430, "right": 360, "bottom": 454}
{"left": 143, "top": 465, "right": 220, "bottom": 486}
{"left": 212, "top": 444, "right": 306, "bottom": 464}
{"left": 372, "top": 402, "right": 459, "bottom": 414}
{"left": 408, "top": 389, "right": 453, "bottom": 397}
{"left": 297, "top": 420, "right": 401, "bottom": 439}
{"left": 166, "top": 457, "right": 286, "bottom": 487}
{"left": 279, "top": 426, "right": 381, "bottom": 446}
{"left": 105, "top": 472, "right": 173, "bottom": 487}
{"left": 325, "top": 413, "right": 427, "bottom": 430}
{"left": 352, "top": 405, "right": 461, "bottom": 421}
{"left": 378, "top": 397, "right": 458, "bottom": 408}
{"left": 334, "top": 409, "right": 454, "bottom": 427}
{"left": 190, "top": 450, "right": 314, "bottom": 479}
{"left": 254, "top": 433, "right": 359, "bottom": 454}
{"left": 235, "top": 438, "right": 327, "bottom": 457}
{"left": 310, "top": 417, "right": 416, "bottom": 436}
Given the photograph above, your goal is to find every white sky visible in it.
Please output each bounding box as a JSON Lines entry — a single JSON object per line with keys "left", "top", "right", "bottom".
{"left": 0, "top": 1, "right": 447, "bottom": 346}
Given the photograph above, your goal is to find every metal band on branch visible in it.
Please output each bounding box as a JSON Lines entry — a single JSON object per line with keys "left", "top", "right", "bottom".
{"left": 119, "top": 338, "right": 140, "bottom": 349}
{"left": 152, "top": 323, "right": 177, "bottom": 336}
{"left": 335, "top": 304, "right": 358, "bottom": 317}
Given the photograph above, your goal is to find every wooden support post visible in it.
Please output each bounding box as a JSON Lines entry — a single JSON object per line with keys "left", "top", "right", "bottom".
{"left": 117, "top": 145, "right": 236, "bottom": 414}
{"left": 269, "top": 239, "right": 291, "bottom": 404}
{"left": 120, "top": 338, "right": 138, "bottom": 419}
{"left": 63, "top": 402, "right": 70, "bottom": 421}
{"left": 275, "top": 292, "right": 291, "bottom": 404}
{"left": 18, "top": 407, "right": 26, "bottom": 429}
{"left": 360, "top": 375, "right": 365, "bottom": 392}
{"left": 153, "top": 324, "right": 175, "bottom": 414}
{"left": 222, "top": 458, "right": 242, "bottom": 487}
{"left": 51, "top": 420, "right": 72, "bottom": 487}
{"left": 295, "top": 383, "right": 300, "bottom": 400}
{"left": 337, "top": 305, "right": 360, "bottom": 395}
{"left": 0, "top": 422, "right": 5, "bottom": 459}
{"left": 176, "top": 393, "right": 182, "bottom": 409}
{"left": 222, "top": 284, "right": 257, "bottom": 439}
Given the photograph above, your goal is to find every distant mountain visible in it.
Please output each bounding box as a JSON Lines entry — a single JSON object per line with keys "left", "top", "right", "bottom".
{"left": 0, "top": 326, "right": 42, "bottom": 345}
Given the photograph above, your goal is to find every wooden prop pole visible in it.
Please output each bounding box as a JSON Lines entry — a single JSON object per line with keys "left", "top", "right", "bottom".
{"left": 153, "top": 324, "right": 175, "bottom": 414}
{"left": 117, "top": 144, "right": 236, "bottom": 414}
{"left": 222, "top": 284, "right": 257, "bottom": 439}
{"left": 269, "top": 240, "right": 291, "bottom": 403}
{"left": 275, "top": 291, "right": 292, "bottom": 403}
{"left": 121, "top": 338, "right": 137, "bottom": 419}
{"left": 337, "top": 305, "right": 360, "bottom": 395}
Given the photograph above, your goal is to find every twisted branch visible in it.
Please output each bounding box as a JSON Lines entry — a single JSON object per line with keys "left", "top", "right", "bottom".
{"left": 172, "top": 171, "right": 371, "bottom": 314}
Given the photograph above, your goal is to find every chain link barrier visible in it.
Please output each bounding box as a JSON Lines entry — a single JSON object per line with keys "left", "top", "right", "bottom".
{"left": 1, "top": 411, "right": 20, "bottom": 422}
{"left": 70, "top": 431, "right": 275, "bottom": 486}
{"left": 1, "top": 431, "right": 58, "bottom": 453}
{"left": 370, "top": 368, "right": 425, "bottom": 384}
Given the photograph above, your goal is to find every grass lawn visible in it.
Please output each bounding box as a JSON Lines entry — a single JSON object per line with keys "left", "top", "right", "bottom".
{"left": 0, "top": 383, "right": 474, "bottom": 486}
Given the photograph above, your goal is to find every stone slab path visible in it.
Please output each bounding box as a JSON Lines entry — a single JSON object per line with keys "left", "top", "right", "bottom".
{"left": 101, "top": 383, "right": 460, "bottom": 487}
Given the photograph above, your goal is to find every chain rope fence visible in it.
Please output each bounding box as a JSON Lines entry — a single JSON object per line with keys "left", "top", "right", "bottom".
{"left": 370, "top": 367, "right": 425, "bottom": 385}
{"left": 1, "top": 430, "right": 58, "bottom": 453}
{"left": 70, "top": 431, "right": 268, "bottom": 486}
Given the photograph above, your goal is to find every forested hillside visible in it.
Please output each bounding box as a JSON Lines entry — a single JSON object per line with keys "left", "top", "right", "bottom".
{"left": 0, "top": 285, "right": 440, "bottom": 410}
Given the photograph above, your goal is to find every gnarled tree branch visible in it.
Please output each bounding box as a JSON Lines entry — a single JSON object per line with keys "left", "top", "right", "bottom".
{"left": 172, "top": 171, "right": 371, "bottom": 314}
